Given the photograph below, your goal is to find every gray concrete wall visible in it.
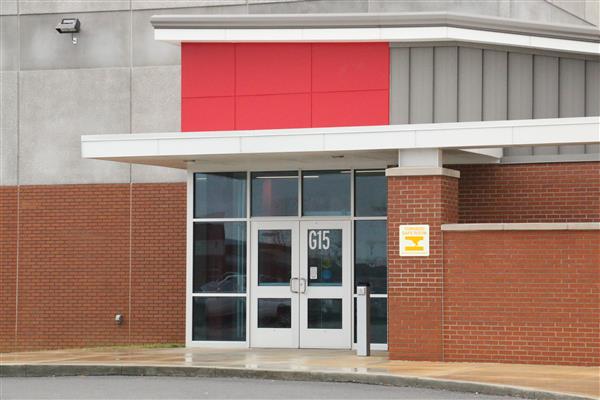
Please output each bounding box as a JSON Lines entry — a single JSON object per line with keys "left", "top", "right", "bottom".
{"left": 1, "top": 0, "right": 598, "bottom": 186}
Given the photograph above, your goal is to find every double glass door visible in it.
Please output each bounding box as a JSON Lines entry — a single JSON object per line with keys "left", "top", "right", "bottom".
{"left": 250, "top": 221, "right": 351, "bottom": 348}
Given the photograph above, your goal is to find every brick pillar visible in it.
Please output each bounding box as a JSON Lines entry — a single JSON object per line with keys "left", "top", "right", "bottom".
{"left": 387, "top": 170, "right": 459, "bottom": 361}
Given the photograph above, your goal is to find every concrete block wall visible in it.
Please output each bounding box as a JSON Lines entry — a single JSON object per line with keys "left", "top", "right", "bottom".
{"left": 2, "top": 0, "right": 598, "bottom": 187}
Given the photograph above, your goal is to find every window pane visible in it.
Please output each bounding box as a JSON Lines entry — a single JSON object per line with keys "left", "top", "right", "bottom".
{"left": 192, "top": 297, "right": 246, "bottom": 341}
{"left": 354, "top": 220, "right": 387, "bottom": 294}
{"left": 307, "top": 229, "right": 343, "bottom": 287}
{"left": 307, "top": 299, "right": 342, "bottom": 329}
{"left": 258, "top": 229, "right": 292, "bottom": 286}
{"left": 302, "top": 170, "right": 350, "bottom": 216}
{"left": 355, "top": 170, "right": 386, "bottom": 216}
{"left": 353, "top": 297, "right": 387, "bottom": 344}
{"left": 194, "top": 172, "right": 246, "bottom": 218}
{"left": 258, "top": 298, "right": 291, "bottom": 328}
{"left": 251, "top": 171, "right": 298, "bottom": 216}
{"left": 193, "top": 222, "right": 246, "bottom": 293}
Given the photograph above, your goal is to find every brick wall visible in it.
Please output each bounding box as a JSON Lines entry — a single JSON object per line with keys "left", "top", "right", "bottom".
{"left": 0, "top": 183, "right": 186, "bottom": 352}
{"left": 444, "top": 230, "right": 600, "bottom": 366}
{"left": 455, "top": 162, "right": 600, "bottom": 223}
{"left": 0, "top": 187, "right": 18, "bottom": 351}
{"left": 130, "top": 184, "right": 186, "bottom": 344}
{"left": 387, "top": 174, "right": 459, "bottom": 361}
{"left": 2, "top": 162, "right": 599, "bottom": 363}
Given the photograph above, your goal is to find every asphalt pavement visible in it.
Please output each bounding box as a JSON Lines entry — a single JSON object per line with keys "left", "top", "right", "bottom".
{"left": 0, "top": 376, "right": 518, "bottom": 399}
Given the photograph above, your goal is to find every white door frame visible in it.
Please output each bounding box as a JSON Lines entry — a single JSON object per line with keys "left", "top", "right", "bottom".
{"left": 249, "top": 219, "right": 352, "bottom": 349}
{"left": 250, "top": 221, "right": 299, "bottom": 348}
{"left": 299, "top": 220, "right": 352, "bottom": 349}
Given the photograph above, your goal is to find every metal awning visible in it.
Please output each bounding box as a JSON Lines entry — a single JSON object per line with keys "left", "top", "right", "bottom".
{"left": 81, "top": 117, "right": 599, "bottom": 171}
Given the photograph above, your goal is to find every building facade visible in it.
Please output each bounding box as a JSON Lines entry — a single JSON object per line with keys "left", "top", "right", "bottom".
{"left": 1, "top": 0, "right": 599, "bottom": 366}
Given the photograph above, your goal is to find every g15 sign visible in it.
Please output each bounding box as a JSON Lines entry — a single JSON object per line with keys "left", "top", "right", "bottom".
{"left": 399, "top": 225, "right": 429, "bottom": 256}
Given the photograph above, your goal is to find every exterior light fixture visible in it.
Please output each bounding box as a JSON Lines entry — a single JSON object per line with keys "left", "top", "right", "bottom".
{"left": 56, "top": 18, "right": 80, "bottom": 45}
{"left": 114, "top": 313, "right": 124, "bottom": 325}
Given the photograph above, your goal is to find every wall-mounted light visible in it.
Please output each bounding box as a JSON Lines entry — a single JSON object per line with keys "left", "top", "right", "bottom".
{"left": 114, "top": 313, "right": 124, "bottom": 325}
{"left": 56, "top": 18, "right": 80, "bottom": 45}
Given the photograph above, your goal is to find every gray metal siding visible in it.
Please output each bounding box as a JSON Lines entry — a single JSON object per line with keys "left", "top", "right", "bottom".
{"left": 434, "top": 47, "right": 458, "bottom": 123}
{"left": 586, "top": 61, "right": 600, "bottom": 117}
{"left": 559, "top": 58, "right": 586, "bottom": 154}
{"left": 585, "top": 61, "right": 600, "bottom": 154}
{"left": 533, "top": 55, "right": 559, "bottom": 155}
{"left": 506, "top": 53, "right": 533, "bottom": 157}
{"left": 389, "top": 47, "right": 410, "bottom": 124}
{"left": 483, "top": 50, "right": 508, "bottom": 121}
{"left": 391, "top": 46, "right": 599, "bottom": 159}
{"left": 458, "top": 47, "right": 483, "bottom": 122}
{"left": 409, "top": 47, "right": 434, "bottom": 124}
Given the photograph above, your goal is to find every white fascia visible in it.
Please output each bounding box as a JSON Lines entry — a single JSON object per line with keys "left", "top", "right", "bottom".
{"left": 81, "top": 117, "right": 600, "bottom": 169}
{"left": 155, "top": 26, "right": 600, "bottom": 56}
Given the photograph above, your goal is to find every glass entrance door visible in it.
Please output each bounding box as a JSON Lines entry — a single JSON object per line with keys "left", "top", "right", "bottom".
{"left": 250, "top": 221, "right": 351, "bottom": 349}
{"left": 250, "top": 221, "right": 299, "bottom": 348}
{"left": 299, "top": 221, "right": 351, "bottom": 348}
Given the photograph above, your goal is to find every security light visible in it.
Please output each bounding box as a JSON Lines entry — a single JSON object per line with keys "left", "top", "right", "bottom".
{"left": 56, "top": 18, "right": 80, "bottom": 34}
{"left": 56, "top": 18, "right": 80, "bottom": 44}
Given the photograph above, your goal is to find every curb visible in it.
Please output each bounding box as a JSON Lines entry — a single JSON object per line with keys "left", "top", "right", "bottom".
{"left": 0, "top": 364, "right": 595, "bottom": 400}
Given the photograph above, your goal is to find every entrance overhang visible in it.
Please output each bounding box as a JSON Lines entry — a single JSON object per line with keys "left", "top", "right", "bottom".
{"left": 81, "top": 117, "right": 600, "bottom": 171}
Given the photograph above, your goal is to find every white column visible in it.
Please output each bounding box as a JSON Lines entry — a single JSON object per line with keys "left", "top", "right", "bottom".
{"left": 386, "top": 148, "right": 460, "bottom": 178}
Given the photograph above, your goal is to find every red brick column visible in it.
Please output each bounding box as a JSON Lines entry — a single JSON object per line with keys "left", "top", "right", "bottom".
{"left": 387, "top": 172, "right": 459, "bottom": 361}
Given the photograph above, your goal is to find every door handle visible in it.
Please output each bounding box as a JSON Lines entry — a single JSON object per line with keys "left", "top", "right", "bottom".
{"left": 299, "top": 278, "right": 307, "bottom": 294}
{"left": 289, "top": 277, "right": 299, "bottom": 293}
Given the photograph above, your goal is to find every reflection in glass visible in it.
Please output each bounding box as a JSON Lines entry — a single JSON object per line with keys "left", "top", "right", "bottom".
{"left": 258, "top": 230, "right": 291, "bottom": 286}
{"left": 353, "top": 297, "right": 387, "bottom": 344}
{"left": 194, "top": 172, "right": 246, "bottom": 218}
{"left": 308, "top": 299, "right": 342, "bottom": 329}
{"left": 192, "top": 297, "right": 246, "bottom": 341}
{"left": 193, "top": 222, "right": 246, "bottom": 293}
{"left": 354, "top": 220, "right": 387, "bottom": 294}
{"left": 258, "top": 298, "right": 291, "bottom": 328}
{"left": 307, "top": 229, "right": 342, "bottom": 286}
{"left": 302, "top": 170, "right": 350, "bottom": 216}
{"left": 355, "top": 170, "right": 387, "bottom": 216}
{"left": 251, "top": 171, "right": 298, "bottom": 217}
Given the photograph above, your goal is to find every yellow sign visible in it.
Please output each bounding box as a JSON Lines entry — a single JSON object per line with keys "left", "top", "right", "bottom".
{"left": 399, "top": 225, "right": 429, "bottom": 256}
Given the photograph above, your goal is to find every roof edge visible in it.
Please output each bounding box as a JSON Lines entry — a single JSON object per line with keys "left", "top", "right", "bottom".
{"left": 150, "top": 12, "right": 600, "bottom": 42}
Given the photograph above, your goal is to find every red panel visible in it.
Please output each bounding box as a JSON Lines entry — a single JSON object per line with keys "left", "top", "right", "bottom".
{"left": 312, "top": 43, "right": 389, "bottom": 92}
{"left": 312, "top": 90, "right": 389, "bottom": 127}
{"left": 236, "top": 43, "right": 311, "bottom": 96}
{"left": 181, "top": 97, "right": 235, "bottom": 132}
{"left": 236, "top": 94, "right": 311, "bottom": 130}
{"left": 181, "top": 43, "right": 235, "bottom": 98}
{"left": 181, "top": 42, "right": 390, "bottom": 132}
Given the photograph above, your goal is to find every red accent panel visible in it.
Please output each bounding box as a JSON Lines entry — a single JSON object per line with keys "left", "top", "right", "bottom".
{"left": 182, "top": 97, "right": 235, "bottom": 132}
{"left": 181, "top": 42, "right": 390, "bottom": 132}
{"left": 236, "top": 94, "right": 311, "bottom": 130}
{"left": 312, "top": 43, "right": 389, "bottom": 92}
{"left": 181, "top": 43, "right": 234, "bottom": 98}
{"left": 236, "top": 43, "right": 311, "bottom": 96}
{"left": 312, "top": 90, "right": 389, "bottom": 127}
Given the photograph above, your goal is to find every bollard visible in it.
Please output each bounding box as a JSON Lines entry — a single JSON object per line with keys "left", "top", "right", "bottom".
{"left": 356, "top": 284, "right": 371, "bottom": 356}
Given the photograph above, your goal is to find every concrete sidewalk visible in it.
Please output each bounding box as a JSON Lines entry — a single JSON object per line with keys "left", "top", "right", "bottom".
{"left": 1, "top": 347, "right": 598, "bottom": 400}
